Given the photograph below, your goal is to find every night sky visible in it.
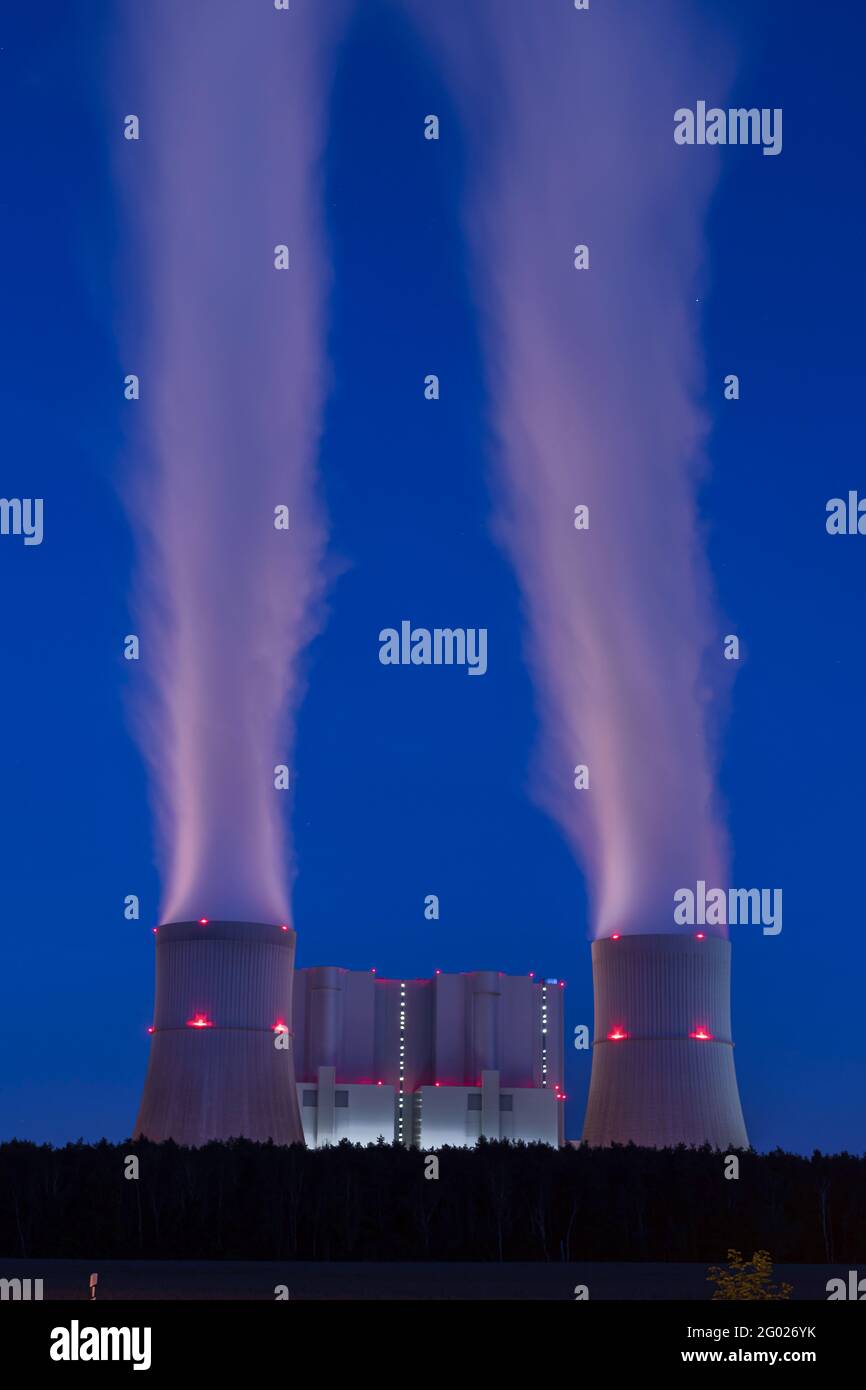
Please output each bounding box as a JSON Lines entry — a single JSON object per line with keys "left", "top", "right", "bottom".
{"left": 1, "top": 0, "right": 864, "bottom": 1155}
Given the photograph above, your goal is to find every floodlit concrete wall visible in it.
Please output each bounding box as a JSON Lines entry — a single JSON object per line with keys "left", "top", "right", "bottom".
{"left": 298, "top": 1070, "right": 396, "bottom": 1147}
{"left": 581, "top": 933, "right": 748, "bottom": 1150}
{"left": 414, "top": 1075, "right": 561, "bottom": 1149}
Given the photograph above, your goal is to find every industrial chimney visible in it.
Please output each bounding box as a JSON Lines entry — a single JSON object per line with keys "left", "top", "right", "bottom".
{"left": 582, "top": 933, "right": 748, "bottom": 1149}
{"left": 135, "top": 920, "right": 305, "bottom": 1147}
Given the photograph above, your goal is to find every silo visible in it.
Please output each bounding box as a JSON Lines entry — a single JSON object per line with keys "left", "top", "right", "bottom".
{"left": 135, "top": 920, "right": 304, "bottom": 1147}
{"left": 581, "top": 933, "right": 748, "bottom": 1149}
{"left": 468, "top": 971, "right": 501, "bottom": 1079}
{"left": 307, "top": 966, "right": 343, "bottom": 1072}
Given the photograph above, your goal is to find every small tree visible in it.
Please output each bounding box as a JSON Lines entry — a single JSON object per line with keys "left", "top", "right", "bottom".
{"left": 708, "top": 1249, "right": 793, "bottom": 1300}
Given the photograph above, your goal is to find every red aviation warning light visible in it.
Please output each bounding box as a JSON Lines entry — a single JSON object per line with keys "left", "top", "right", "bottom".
{"left": 607, "top": 1028, "right": 628, "bottom": 1041}
{"left": 187, "top": 1013, "right": 214, "bottom": 1029}
{"left": 689, "top": 1028, "right": 713, "bottom": 1041}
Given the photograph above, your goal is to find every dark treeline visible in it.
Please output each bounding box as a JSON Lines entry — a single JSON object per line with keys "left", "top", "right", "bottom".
{"left": 0, "top": 1139, "right": 863, "bottom": 1262}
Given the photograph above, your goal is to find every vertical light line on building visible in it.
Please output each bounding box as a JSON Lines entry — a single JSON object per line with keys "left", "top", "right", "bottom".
{"left": 398, "top": 981, "right": 406, "bottom": 1143}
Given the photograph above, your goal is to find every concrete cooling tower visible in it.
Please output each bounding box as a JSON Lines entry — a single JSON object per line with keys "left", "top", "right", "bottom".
{"left": 582, "top": 933, "right": 748, "bottom": 1150}
{"left": 135, "top": 920, "right": 305, "bottom": 1147}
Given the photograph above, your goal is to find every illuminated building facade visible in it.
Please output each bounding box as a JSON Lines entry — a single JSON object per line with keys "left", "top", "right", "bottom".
{"left": 292, "top": 966, "right": 565, "bottom": 1148}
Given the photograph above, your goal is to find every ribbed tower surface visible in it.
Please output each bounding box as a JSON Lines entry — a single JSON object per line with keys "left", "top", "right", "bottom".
{"left": 582, "top": 933, "right": 748, "bottom": 1150}
{"left": 135, "top": 920, "right": 304, "bottom": 1147}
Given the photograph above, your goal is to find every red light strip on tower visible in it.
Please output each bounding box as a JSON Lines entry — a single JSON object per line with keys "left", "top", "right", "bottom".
{"left": 602, "top": 1028, "right": 719, "bottom": 1042}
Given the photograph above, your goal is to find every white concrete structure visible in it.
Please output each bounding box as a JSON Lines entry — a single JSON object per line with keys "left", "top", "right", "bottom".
{"left": 297, "top": 1068, "right": 395, "bottom": 1147}
{"left": 136, "top": 920, "right": 305, "bottom": 1147}
{"left": 581, "top": 932, "right": 748, "bottom": 1150}
{"left": 293, "top": 967, "right": 565, "bottom": 1148}
{"left": 413, "top": 1072, "right": 561, "bottom": 1149}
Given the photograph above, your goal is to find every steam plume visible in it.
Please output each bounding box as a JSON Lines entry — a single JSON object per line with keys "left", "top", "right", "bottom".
{"left": 412, "top": 2, "right": 736, "bottom": 934}
{"left": 116, "top": 2, "right": 344, "bottom": 923}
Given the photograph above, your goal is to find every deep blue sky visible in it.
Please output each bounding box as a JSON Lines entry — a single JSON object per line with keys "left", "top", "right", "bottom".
{"left": 1, "top": 1, "right": 863, "bottom": 1154}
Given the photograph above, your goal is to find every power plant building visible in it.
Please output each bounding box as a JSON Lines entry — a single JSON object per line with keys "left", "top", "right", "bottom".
{"left": 292, "top": 967, "right": 565, "bottom": 1149}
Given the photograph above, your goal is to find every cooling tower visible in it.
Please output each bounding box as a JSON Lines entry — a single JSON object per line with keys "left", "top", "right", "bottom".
{"left": 582, "top": 933, "right": 748, "bottom": 1149}
{"left": 135, "top": 920, "right": 305, "bottom": 1147}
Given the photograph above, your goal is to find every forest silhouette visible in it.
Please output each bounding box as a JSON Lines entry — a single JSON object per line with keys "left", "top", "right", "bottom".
{"left": 1, "top": 1139, "right": 861, "bottom": 1262}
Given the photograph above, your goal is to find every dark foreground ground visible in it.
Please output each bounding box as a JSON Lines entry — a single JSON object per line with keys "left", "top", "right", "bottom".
{"left": 1, "top": 1259, "right": 856, "bottom": 1300}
